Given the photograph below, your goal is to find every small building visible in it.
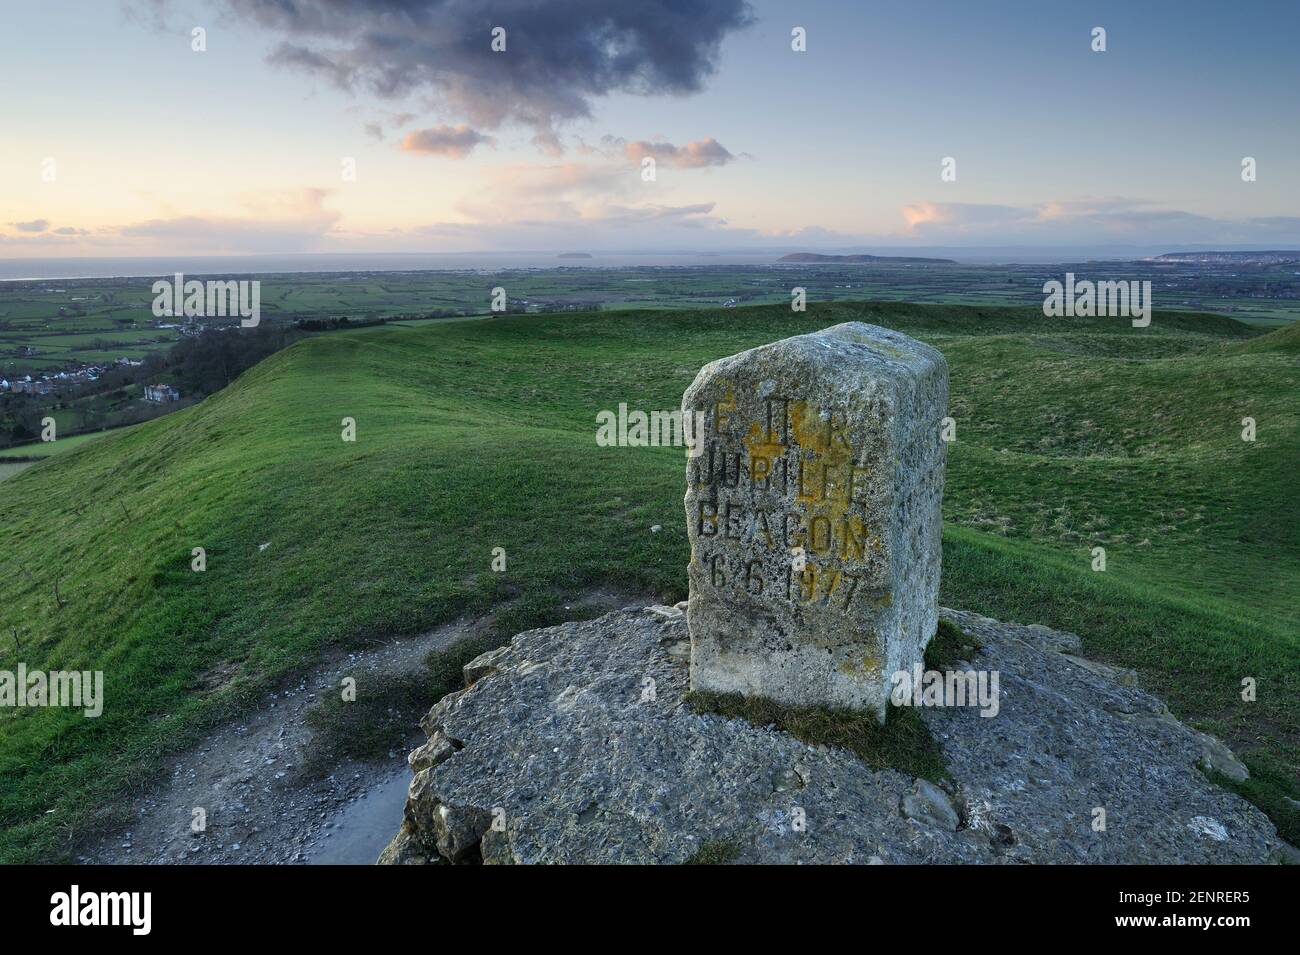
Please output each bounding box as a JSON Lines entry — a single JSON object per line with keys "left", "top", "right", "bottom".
{"left": 12, "top": 377, "right": 53, "bottom": 395}
{"left": 144, "top": 384, "right": 181, "bottom": 403}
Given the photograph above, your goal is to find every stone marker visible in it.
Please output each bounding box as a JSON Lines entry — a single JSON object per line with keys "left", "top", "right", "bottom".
{"left": 682, "top": 322, "right": 948, "bottom": 720}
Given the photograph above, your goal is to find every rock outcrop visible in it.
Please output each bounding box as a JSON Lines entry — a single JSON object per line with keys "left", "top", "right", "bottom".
{"left": 379, "top": 604, "right": 1282, "bottom": 865}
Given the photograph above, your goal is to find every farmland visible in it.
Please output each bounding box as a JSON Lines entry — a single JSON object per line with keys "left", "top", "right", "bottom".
{"left": 4, "top": 259, "right": 1298, "bottom": 381}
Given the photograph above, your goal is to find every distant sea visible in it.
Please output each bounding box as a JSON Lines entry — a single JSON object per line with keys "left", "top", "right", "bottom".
{"left": 1, "top": 246, "right": 1247, "bottom": 281}
{"left": 0, "top": 252, "right": 789, "bottom": 282}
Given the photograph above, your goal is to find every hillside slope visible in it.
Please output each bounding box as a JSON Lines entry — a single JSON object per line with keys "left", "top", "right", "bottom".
{"left": 1, "top": 301, "right": 1296, "bottom": 861}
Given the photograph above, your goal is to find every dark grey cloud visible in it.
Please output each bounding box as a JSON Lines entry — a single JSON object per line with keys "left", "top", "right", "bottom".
{"left": 221, "top": 0, "right": 754, "bottom": 147}
{"left": 275, "top": 41, "right": 355, "bottom": 88}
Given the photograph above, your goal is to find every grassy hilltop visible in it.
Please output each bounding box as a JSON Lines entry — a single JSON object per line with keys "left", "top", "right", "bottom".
{"left": 1, "top": 301, "right": 1296, "bottom": 861}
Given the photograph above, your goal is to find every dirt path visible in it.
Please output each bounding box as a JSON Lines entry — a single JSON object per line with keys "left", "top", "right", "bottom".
{"left": 83, "top": 615, "right": 491, "bottom": 865}
{"left": 82, "top": 589, "right": 650, "bottom": 865}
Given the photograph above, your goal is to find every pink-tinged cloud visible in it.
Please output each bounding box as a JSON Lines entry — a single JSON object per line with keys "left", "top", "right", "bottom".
{"left": 399, "top": 124, "right": 495, "bottom": 158}
{"left": 118, "top": 188, "right": 341, "bottom": 253}
{"left": 401, "top": 200, "right": 738, "bottom": 250}
{"left": 899, "top": 201, "right": 1026, "bottom": 232}
{"left": 624, "top": 138, "right": 736, "bottom": 168}
{"left": 902, "top": 198, "right": 1180, "bottom": 234}
{"left": 12, "top": 219, "right": 51, "bottom": 233}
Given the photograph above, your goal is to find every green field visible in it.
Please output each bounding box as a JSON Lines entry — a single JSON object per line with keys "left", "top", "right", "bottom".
{"left": 5, "top": 261, "right": 1297, "bottom": 378}
{"left": 0, "top": 301, "right": 1296, "bottom": 862}
{"left": 0, "top": 280, "right": 180, "bottom": 375}
{"left": 0, "top": 430, "right": 124, "bottom": 482}
{"left": 0, "top": 429, "right": 118, "bottom": 460}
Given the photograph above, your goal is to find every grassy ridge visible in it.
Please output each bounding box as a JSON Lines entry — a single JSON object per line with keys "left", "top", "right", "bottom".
{"left": 0, "top": 431, "right": 124, "bottom": 488}
{"left": 0, "top": 300, "right": 1295, "bottom": 861}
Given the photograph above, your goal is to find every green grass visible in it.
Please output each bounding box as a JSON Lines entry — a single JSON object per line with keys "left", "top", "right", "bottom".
{"left": 1203, "top": 760, "right": 1300, "bottom": 847}
{"left": 0, "top": 430, "right": 130, "bottom": 483}
{"left": 682, "top": 618, "right": 978, "bottom": 785}
{"left": 298, "top": 593, "right": 617, "bottom": 776}
{"left": 925, "top": 619, "right": 983, "bottom": 671}
{"left": 683, "top": 838, "right": 743, "bottom": 865}
{"left": 686, "top": 690, "right": 949, "bottom": 782}
{"left": 6, "top": 261, "right": 1298, "bottom": 377}
{"left": 0, "top": 300, "right": 1296, "bottom": 862}
{"left": 0, "top": 430, "right": 118, "bottom": 460}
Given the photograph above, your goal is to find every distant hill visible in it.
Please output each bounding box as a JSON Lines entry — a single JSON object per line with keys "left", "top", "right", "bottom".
{"left": 557, "top": 252, "right": 593, "bottom": 259}
{"left": 778, "top": 252, "right": 957, "bottom": 264}
{"left": 1225, "top": 318, "right": 1300, "bottom": 353}
{"left": 1151, "top": 250, "right": 1300, "bottom": 265}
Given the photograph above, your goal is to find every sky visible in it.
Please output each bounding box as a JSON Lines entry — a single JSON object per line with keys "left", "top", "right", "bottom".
{"left": 1, "top": 0, "right": 1298, "bottom": 258}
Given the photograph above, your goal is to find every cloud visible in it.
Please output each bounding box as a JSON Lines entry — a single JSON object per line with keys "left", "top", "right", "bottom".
{"left": 12, "top": 219, "right": 50, "bottom": 233}
{"left": 355, "top": 153, "right": 742, "bottom": 248}
{"left": 219, "top": 0, "right": 754, "bottom": 147}
{"left": 624, "top": 138, "right": 736, "bottom": 168}
{"left": 363, "top": 110, "right": 418, "bottom": 141}
{"left": 402, "top": 199, "right": 735, "bottom": 250}
{"left": 594, "top": 202, "right": 719, "bottom": 227}
{"left": 119, "top": 188, "right": 341, "bottom": 252}
{"left": 1245, "top": 216, "right": 1300, "bottom": 234}
{"left": 448, "top": 158, "right": 669, "bottom": 228}
{"left": 53, "top": 227, "right": 90, "bottom": 236}
{"left": 275, "top": 43, "right": 355, "bottom": 88}
{"left": 899, "top": 201, "right": 1026, "bottom": 231}
{"left": 895, "top": 197, "right": 1300, "bottom": 245}
{"left": 484, "top": 161, "right": 625, "bottom": 198}
{"left": 400, "top": 124, "right": 495, "bottom": 158}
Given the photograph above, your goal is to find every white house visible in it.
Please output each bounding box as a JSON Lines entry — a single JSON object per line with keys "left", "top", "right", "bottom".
{"left": 144, "top": 384, "right": 181, "bottom": 402}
